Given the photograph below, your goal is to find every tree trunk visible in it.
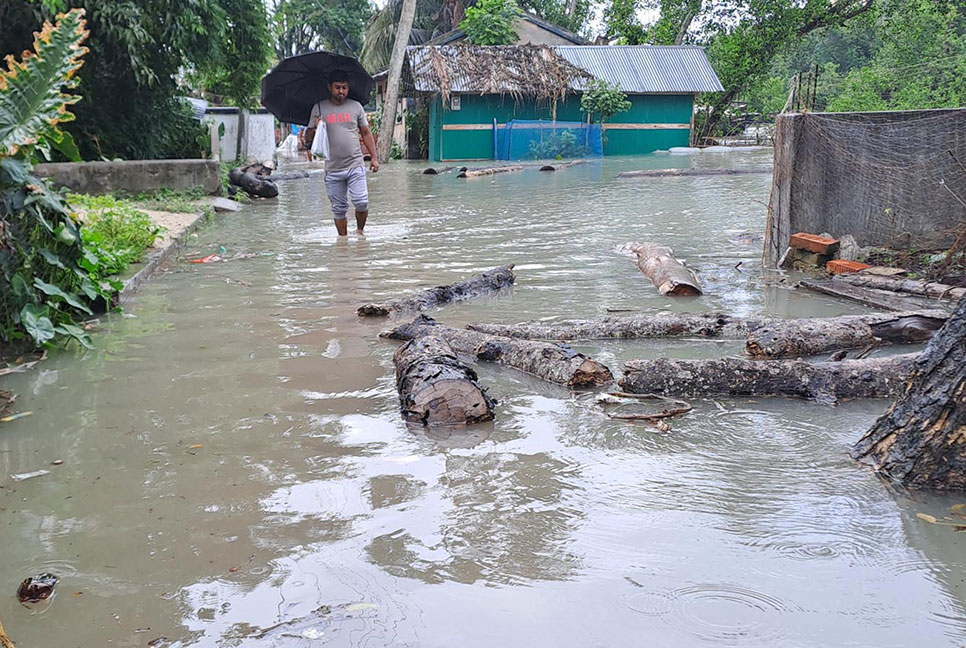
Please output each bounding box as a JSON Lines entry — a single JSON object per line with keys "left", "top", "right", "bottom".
{"left": 394, "top": 334, "right": 495, "bottom": 426}
{"left": 851, "top": 297, "right": 966, "bottom": 490}
{"left": 625, "top": 242, "right": 702, "bottom": 296}
{"left": 746, "top": 312, "right": 947, "bottom": 358}
{"left": 798, "top": 278, "right": 948, "bottom": 313}
{"left": 457, "top": 165, "right": 525, "bottom": 178}
{"left": 834, "top": 274, "right": 966, "bottom": 302}
{"left": 358, "top": 265, "right": 516, "bottom": 317}
{"left": 229, "top": 168, "right": 279, "bottom": 198}
{"left": 620, "top": 354, "right": 917, "bottom": 403}
{"left": 618, "top": 168, "right": 771, "bottom": 178}
{"left": 383, "top": 315, "right": 614, "bottom": 388}
{"left": 377, "top": 0, "right": 416, "bottom": 163}
{"left": 468, "top": 312, "right": 765, "bottom": 340}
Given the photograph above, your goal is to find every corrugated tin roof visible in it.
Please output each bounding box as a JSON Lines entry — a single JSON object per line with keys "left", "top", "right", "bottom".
{"left": 405, "top": 45, "right": 723, "bottom": 95}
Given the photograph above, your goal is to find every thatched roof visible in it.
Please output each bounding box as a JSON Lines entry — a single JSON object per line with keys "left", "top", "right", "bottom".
{"left": 405, "top": 44, "right": 595, "bottom": 105}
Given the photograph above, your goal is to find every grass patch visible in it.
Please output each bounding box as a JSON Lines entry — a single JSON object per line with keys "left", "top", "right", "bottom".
{"left": 68, "top": 193, "right": 164, "bottom": 279}
{"left": 128, "top": 187, "right": 208, "bottom": 213}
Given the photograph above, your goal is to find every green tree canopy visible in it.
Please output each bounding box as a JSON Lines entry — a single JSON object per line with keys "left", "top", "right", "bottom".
{"left": 460, "top": 0, "right": 522, "bottom": 45}
{"left": 270, "top": 0, "right": 374, "bottom": 59}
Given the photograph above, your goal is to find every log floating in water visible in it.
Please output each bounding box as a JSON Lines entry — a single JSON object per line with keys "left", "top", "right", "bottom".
{"left": 358, "top": 265, "right": 516, "bottom": 317}
{"left": 745, "top": 311, "right": 947, "bottom": 358}
{"left": 625, "top": 242, "right": 702, "bottom": 296}
{"left": 382, "top": 315, "right": 614, "bottom": 388}
{"left": 798, "top": 278, "right": 947, "bottom": 312}
{"left": 617, "top": 167, "right": 772, "bottom": 178}
{"left": 423, "top": 166, "right": 455, "bottom": 175}
{"left": 620, "top": 354, "right": 917, "bottom": 403}
{"left": 835, "top": 274, "right": 966, "bottom": 302}
{"left": 539, "top": 160, "right": 585, "bottom": 172}
{"left": 229, "top": 168, "right": 278, "bottom": 198}
{"left": 394, "top": 335, "right": 495, "bottom": 426}
{"left": 851, "top": 296, "right": 966, "bottom": 490}
{"left": 457, "top": 165, "right": 525, "bottom": 178}
{"left": 468, "top": 312, "right": 764, "bottom": 340}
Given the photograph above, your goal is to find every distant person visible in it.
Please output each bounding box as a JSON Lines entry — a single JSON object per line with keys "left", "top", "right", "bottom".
{"left": 309, "top": 70, "right": 379, "bottom": 236}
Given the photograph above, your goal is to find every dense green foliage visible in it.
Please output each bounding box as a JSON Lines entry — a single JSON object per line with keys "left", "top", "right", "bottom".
{"left": 0, "top": 0, "right": 272, "bottom": 160}
{"left": 270, "top": 0, "right": 374, "bottom": 59}
{"left": 0, "top": 10, "right": 108, "bottom": 350}
{"left": 70, "top": 194, "right": 161, "bottom": 279}
{"left": 580, "top": 79, "right": 632, "bottom": 123}
{"left": 461, "top": 0, "right": 522, "bottom": 45}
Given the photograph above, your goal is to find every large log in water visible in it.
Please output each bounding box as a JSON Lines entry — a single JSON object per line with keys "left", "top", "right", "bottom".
{"left": 746, "top": 312, "right": 947, "bottom": 358}
{"left": 617, "top": 167, "right": 772, "bottom": 178}
{"left": 835, "top": 274, "right": 966, "bottom": 302}
{"left": 798, "top": 278, "right": 949, "bottom": 312}
{"left": 619, "top": 354, "right": 917, "bottom": 402}
{"left": 469, "top": 312, "right": 765, "bottom": 340}
{"left": 383, "top": 315, "right": 614, "bottom": 388}
{"left": 394, "top": 335, "right": 495, "bottom": 426}
{"left": 626, "top": 242, "right": 702, "bottom": 296}
{"left": 457, "top": 165, "right": 524, "bottom": 178}
{"left": 229, "top": 168, "right": 278, "bottom": 198}
{"left": 851, "top": 297, "right": 966, "bottom": 490}
{"left": 358, "top": 265, "right": 516, "bottom": 317}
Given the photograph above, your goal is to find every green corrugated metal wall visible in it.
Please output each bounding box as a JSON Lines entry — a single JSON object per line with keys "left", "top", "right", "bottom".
{"left": 428, "top": 94, "right": 693, "bottom": 161}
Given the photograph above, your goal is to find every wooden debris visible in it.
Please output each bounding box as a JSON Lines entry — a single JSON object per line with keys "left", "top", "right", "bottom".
{"left": 617, "top": 168, "right": 772, "bottom": 178}
{"left": 539, "top": 160, "right": 585, "bottom": 172}
{"left": 229, "top": 168, "right": 278, "bottom": 198}
{"left": 619, "top": 354, "right": 917, "bottom": 403}
{"left": 852, "top": 296, "right": 966, "bottom": 490}
{"left": 358, "top": 265, "right": 516, "bottom": 317}
{"left": 394, "top": 335, "right": 495, "bottom": 426}
{"left": 423, "top": 166, "right": 455, "bottom": 175}
{"left": 625, "top": 242, "right": 702, "bottom": 296}
{"left": 745, "top": 311, "right": 947, "bottom": 358}
{"left": 457, "top": 165, "right": 524, "bottom": 178}
{"left": 836, "top": 274, "right": 966, "bottom": 302}
{"left": 798, "top": 278, "right": 949, "bottom": 312}
{"left": 383, "top": 315, "right": 614, "bottom": 388}
{"left": 468, "top": 312, "right": 764, "bottom": 340}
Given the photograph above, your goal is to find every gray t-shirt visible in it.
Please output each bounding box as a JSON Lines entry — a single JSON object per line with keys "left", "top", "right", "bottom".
{"left": 309, "top": 99, "right": 367, "bottom": 172}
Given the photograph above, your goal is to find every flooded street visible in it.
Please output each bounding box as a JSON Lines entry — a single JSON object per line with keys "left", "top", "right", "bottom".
{"left": 2, "top": 151, "right": 966, "bottom": 647}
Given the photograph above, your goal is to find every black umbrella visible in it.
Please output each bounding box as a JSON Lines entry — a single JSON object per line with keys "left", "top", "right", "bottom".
{"left": 261, "top": 51, "right": 374, "bottom": 126}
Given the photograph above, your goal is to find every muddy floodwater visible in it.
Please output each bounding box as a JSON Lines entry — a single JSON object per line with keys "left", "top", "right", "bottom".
{"left": 2, "top": 151, "right": 966, "bottom": 647}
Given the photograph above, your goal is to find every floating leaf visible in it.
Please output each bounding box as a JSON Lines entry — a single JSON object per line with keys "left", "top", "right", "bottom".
{"left": 917, "top": 513, "right": 938, "bottom": 524}
{"left": 951, "top": 503, "right": 966, "bottom": 512}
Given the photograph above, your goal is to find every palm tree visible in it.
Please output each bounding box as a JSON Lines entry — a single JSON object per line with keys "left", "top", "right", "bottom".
{"left": 377, "top": 0, "right": 418, "bottom": 162}
{"left": 360, "top": 0, "right": 468, "bottom": 73}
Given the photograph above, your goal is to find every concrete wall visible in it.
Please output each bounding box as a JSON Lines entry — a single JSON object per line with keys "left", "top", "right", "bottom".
{"left": 207, "top": 109, "right": 276, "bottom": 162}
{"left": 765, "top": 109, "right": 966, "bottom": 266}
{"left": 35, "top": 160, "right": 222, "bottom": 195}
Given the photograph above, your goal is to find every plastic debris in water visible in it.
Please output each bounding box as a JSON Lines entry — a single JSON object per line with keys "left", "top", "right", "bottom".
{"left": 301, "top": 628, "right": 325, "bottom": 640}
{"left": 0, "top": 411, "right": 33, "bottom": 423}
{"left": 188, "top": 254, "right": 221, "bottom": 264}
{"left": 18, "top": 573, "right": 59, "bottom": 603}
{"left": 10, "top": 469, "right": 50, "bottom": 481}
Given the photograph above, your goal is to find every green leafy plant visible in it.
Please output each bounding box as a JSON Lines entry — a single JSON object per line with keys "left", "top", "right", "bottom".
{"left": 68, "top": 193, "right": 162, "bottom": 278}
{"left": 0, "top": 9, "right": 110, "bottom": 351}
{"left": 129, "top": 187, "right": 207, "bottom": 214}
{"left": 460, "top": 0, "right": 521, "bottom": 46}
{"left": 580, "top": 79, "right": 631, "bottom": 125}
{"left": 527, "top": 129, "right": 589, "bottom": 159}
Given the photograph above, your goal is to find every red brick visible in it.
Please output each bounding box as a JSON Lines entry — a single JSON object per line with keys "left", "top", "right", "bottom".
{"left": 827, "top": 259, "right": 871, "bottom": 275}
{"left": 790, "top": 232, "right": 840, "bottom": 255}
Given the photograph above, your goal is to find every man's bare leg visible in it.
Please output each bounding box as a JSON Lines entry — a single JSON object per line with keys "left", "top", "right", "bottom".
{"left": 355, "top": 210, "right": 367, "bottom": 234}
{"left": 334, "top": 218, "right": 348, "bottom": 236}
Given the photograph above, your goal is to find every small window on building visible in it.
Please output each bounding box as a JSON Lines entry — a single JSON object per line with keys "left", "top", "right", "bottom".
{"left": 451, "top": 96, "right": 461, "bottom": 111}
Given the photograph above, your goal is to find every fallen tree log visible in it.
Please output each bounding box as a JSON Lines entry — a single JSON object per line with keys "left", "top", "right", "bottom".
{"left": 229, "top": 168, "right": 278, "bottom": 198}
{"left": 358, "top": 265, "right": 516, "bottom": 317}
{"left": 836, "top": 274, "right": 966, "bottom": 302}
{"left": 625, "top": 242, "right": 702, "bottom": 296}
{"left": 468, "top": 312, "right": 765, "bottom": 340}
{"left": 746, "top": 311, "right": 947, "bottom": 358}
{"left": 539, "top": 160, "right": 585, "bottom": 172}
{"left": 383, "top": 315, "right": 613, "bottom": 388}
{"left": 617, "top": 167, "right": 772, "bottom": 178}
{"left": 423, "top": 166, "right": 455, "bottom": 175}
{"left": 851, "top": 297, "right": 966, "bottom": 490}
{"left": 619, "top": 354, "right": 917, "bottom": 402}
{"left": 798, "top": 278, "right": 947, "bottom": 312}
{"left": 457, "top": 165, "right": 524, "bottom": 178}
{"left": 394, "top": 335, "right": 495, "bottom": 426}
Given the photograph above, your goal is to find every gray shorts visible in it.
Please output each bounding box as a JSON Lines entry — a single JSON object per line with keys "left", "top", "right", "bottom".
{"left": 324, "top": 166, "right": 369, "bottom": 219}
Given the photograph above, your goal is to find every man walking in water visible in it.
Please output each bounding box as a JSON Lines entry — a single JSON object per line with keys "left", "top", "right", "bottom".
{"left": 309, "top": 70, "right": 379, "bottom": 236}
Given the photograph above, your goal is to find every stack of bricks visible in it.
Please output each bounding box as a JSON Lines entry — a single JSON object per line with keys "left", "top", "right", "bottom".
{"left": 785, "top": 233, "right": 840, "bottom": 269}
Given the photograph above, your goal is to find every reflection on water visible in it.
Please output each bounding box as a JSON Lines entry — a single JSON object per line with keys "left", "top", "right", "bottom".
{"left": 1, "top": 153, "right": 965, "bottom": 647}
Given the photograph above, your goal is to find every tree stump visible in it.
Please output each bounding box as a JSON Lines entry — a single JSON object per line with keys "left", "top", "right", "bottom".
{"left": 851, "top": 297, "right": 966, "bottom": 490}
{"left": 394, "top": 335, "right": 495, "bottom": 426}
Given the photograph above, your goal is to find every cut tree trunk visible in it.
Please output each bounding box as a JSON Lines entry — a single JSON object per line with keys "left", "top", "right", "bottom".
{"left": 798, "top": 278, "right": 949, "bottom": 313}
{"left": 394, "top": 335, "right": 495, "bottom": 426}
{"left": 457, "top": 165, "right": 525, "bottom": 178}
{"left": 835, "top": 274, "right": 966, "bottom": 302}
{"left": 229, "top": 168, "right": 278, "bottom": 198}
{"left": 619, "top": 354, "right": 917, "bottom": 403}
{"left": 383, "top": 315, "right": 614, "bottom": 388}
{"left": 468, "top": 312, "right": 765, "bottom": 340}
{"left": 625, "top": 242, "right": 702, "bottom": 296}
{"left": 851, "top": 297, "right": 966, "bottom": 490}
{"left": 746, "top": 312, "right": 947, "bottom": 358}
{"left": 358, "top": 265, "right": 516, "bottom": 317}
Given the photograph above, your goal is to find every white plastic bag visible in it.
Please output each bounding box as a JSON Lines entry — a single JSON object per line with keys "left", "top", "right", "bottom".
{"left": 310, "top": 121, "right": 329, "bottom": 158}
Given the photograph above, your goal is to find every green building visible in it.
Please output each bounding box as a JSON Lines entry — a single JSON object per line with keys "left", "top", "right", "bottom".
{"left": 404, "top": 45, "right": 724, "bottom": 162}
